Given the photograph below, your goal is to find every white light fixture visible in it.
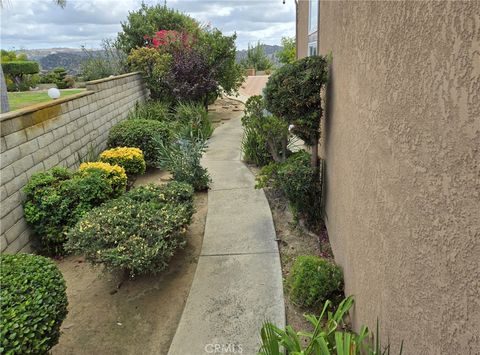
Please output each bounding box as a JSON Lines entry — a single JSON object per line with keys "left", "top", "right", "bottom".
{"left": 48, "top": 88, "right": 61, "bottom": 100}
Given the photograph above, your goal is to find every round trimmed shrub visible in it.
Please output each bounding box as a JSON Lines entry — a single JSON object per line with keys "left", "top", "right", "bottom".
{"left": 256, "top": 150, "right": 322, "bottom": 227}
{"left": 99, "top": 147, "right": 146, "bottom": 177}
{"left": 79, "top": 161, "right": 127, "bottom": 196}
{"left": 23, "top": 167, "right": 123, "bottom": 255}
{"left": 0, "top": 254, "right": 68, "bottom": 354}
{"left": 287, "top": 255, "right": 343, "bottom": 308}
{"left": 2, "top": 61, "right": 39, "bottom": 76}
{"left": 66, "top": 182, "right": 195, "bottom": 277}
{"left": 107, "top": 119, "right": 172, "bottom": 166}
{"left": 264, "top": 56, "right": 328, "bottom": 146}
{"left": 276, "top": 151, "right": 322, "bottom": 226}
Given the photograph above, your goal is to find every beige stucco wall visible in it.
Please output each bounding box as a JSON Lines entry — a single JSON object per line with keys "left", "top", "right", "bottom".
{"left": 319, "top": 1, "right": 480, "bottom": 353}
{"left": 296, "top": 0, "right": 309, "bottom": 59}
{"left": 0, "top": 73, "right": 148, "bottom": 254}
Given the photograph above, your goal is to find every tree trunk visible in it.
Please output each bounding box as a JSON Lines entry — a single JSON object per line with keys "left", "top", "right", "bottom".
{"left": 0, "top": 65, "right": 9, "bottom": 113}
{"left": 311, "top": 141, "right": 318, "bottom": 169}
{"left": 281, "top": 135, "right": 288, "bottom": 162}
{"left": 267, "top": 138, "right": 282, "bottom": 163}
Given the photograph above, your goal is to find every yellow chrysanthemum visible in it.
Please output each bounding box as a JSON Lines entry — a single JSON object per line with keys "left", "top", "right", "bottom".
{"left": 99, "top": 147, "right": 146, "bottom": 177}
{"left": 79, "top": 162, "right": 127, "bottom": 196}
{"left": 100, "top": 147, "right": 144, "bottom": 160}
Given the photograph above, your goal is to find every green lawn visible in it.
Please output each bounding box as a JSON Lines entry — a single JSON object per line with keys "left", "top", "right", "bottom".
{"left": 7, "top": 89, "right": 86, "bottom": 111}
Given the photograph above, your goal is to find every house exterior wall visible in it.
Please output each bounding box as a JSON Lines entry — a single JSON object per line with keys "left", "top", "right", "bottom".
{"left": 296, "top": 0, "right": 309, "bottom": 59}
{"left": 0, "top": 72, "right": 148, "bottom": 254}
{"left": 298, "top": 1, "right": 480, "bottom": 353}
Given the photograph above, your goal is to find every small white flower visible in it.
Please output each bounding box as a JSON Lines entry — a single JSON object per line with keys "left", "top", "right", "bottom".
{"left": 288, "top": 124, "right": 295, "bottom": 131}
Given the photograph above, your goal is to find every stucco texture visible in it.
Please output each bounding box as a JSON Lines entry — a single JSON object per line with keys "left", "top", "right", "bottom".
{"left": 319, "top": 1, "right": 480, "bottom": 353}
{"left": 296, "top": 0, "right": 309, "bottom": 59}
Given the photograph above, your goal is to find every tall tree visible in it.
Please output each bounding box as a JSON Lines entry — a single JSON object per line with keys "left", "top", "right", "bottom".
{"left": 117, "top": 3, "right": 200, "bottom": 55}
{"left": 276, "top": 37, "right": 296, "bottom": 65}
{"left": 121, "top": 4, "right": 243, "bottom": 102}
{"left": 240, "top": 42, "right": 273, "bottom": 71}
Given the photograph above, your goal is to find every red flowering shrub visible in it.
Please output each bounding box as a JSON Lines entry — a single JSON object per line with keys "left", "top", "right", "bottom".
{"left": 129, "top": 29, "right": 218, "bottom": 104}
{"left": 144, "top": 30, "right": 192, "bottom": 48}
{"left": 119, "top": 4, "right": 243, "bottom": 101}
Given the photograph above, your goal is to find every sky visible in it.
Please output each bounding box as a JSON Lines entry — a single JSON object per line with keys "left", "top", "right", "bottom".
{"left": 0, "top": 0, "right": 295, "bottom": 51}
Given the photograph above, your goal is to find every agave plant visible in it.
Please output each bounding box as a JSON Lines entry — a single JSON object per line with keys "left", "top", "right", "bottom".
{"left": 258, "top": 296, "right": 403, "bottom": 355}
{"left": 155, "top": 133, "right": 210, "bottom": 191}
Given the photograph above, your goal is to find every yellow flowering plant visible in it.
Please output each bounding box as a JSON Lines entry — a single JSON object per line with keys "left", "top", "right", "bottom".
{"left": 79, "top": 162, "right": 127, "bottom": 197}
{"left": 99, "top": 147, "right": 146, "bottom": 177}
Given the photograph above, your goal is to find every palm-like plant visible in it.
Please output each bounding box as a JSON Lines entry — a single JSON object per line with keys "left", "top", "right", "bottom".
{"left": 259, "top": 296, "right": 403, "bottom": 355}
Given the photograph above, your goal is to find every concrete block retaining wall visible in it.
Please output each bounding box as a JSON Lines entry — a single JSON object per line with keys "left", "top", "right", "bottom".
{"left": 0, "top": 72, "right": 148, "bottom": 254}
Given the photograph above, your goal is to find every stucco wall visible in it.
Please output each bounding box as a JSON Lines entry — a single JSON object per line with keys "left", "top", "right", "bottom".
{"left": 296, "top": 0, "right": 309, "bottom": 59}
{"left": 0, "top": 72, "right": 148, "bottom": 254}
{"left": 319, "top": 1, "right": 480, "bottom": 353}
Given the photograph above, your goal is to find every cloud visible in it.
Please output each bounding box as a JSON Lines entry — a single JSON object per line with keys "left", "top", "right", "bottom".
{"left": 0, "top": 0, "right": 295, "bottom": 50}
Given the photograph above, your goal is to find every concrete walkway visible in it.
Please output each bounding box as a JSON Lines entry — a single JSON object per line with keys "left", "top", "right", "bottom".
{"left": 168, "top": 102, "right": 285, "bottom": 354}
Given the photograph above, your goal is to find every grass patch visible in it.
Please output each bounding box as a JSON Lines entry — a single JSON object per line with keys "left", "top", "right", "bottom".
{"left": 7, "top": 89, "right": 86, "bottom": 111}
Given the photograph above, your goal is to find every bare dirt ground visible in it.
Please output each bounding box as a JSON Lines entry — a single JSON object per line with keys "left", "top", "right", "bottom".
{"left": 248, "top": 165, "right": 334, "bottom": 338}
{"left": 208, "top": 97, "right": 244, "bottom": 128}
{"left": 51, "top": 97, "right": 244, "bottom": 355}
{"left": 52, "top": 169, "right": 207, "bottom": 355}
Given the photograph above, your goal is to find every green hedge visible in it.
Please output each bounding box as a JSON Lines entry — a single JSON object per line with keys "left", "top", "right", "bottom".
{"left": 257, "top": 150, "right": 322, "bottom": 227}
{"left": 0, "top": 254, "right": 68, "bottom": 354}
{"left": 263, "top": 56, "right": 328, "bottom": 146}
{"left": 23, "top": 167, "right": 124, "bottom": 255}
{"left": 287, "top": 255, "right": 343, "bottom": 309}
{"left": 107, "top": 119, "right": 172, "bottom": 167}
{"left": 2, "top": 61, "right": 39, "bottom": 76}
{"left": 66, "top": 182, "right": 195, "bottom": 277}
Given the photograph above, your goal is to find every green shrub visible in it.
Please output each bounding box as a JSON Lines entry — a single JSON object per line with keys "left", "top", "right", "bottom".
{"left": 64, "top": 75, "right": 75, "bottom": 89}
{"left": 127, "top": 47, "right": 173, "bottom": 101}
{"left": 259, "top": 296, "right": 404, "bottom": 355}
{"left": 241, "top": 125, "right": 272, "bottom": 166}
{"left": 107, "top": 119, "right": 172, "bottom": 167}
{"left": 257, "top": 150, "right": 322, "bottom": 226}
{"left": 156, "top": 137, "right": 210, "bottom": 191}
{"left": 264, "top": 56, "right": 328, "bottom": 146}
{"left": 2, "top": 61, "right": 39, "bottom": 76}
{"left": 52, "top": 67, "right": 68, "bottom": 89}
{"left": 66, "top": 182, "right": 195, "bottom": 277}
{"left": 99, "top": 147, "right": 146, "bottom": 177}
{"left": 287, "top": 255, "right": 343, "bottom": 309}
{"left": 23, "top": 167, "right": 121, "bottom": 255}
{"left": 127, "top": 100, "right": 172, "bottom": 122}
{"left": 2, "top": 61, "right": 40, "bottom": 92}
{"left": 264, "top": 56, "right": 329, "bottom": 168}
{"left": 78, "top": 161, "right": 128, "bottom": 196}
{"left": 124, "top": 181, "right": 194, "bottom": 212}
{"left": 0, "top": 254, "right": 68, "bottom": 354}
{"left": 241, "top": 95, "right": 289, "bottom": 165}
{"left": 174, "top": 102, "right": 213, "bottom": 141}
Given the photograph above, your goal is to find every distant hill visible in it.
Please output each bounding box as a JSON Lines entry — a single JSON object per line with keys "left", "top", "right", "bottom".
{"left": 17, "top": 44, "right": 284, "bottom": 74}
{"left": 235, "top": 44, "right": 283, "bottom": 66}
{"left": 16, "top": 48, "right": 101, "bottom": 75}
